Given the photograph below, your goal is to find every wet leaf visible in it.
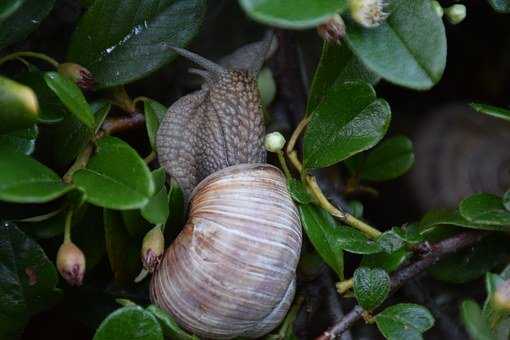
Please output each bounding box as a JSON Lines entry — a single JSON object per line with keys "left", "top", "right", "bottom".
{"left": 353, "top": 267, "right": 390, "bottom": 310}
{"left": 93, "top": 306, "right": 163, "bottom": 340}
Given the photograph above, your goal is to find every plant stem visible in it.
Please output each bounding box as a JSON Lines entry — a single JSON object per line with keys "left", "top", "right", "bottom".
{"left": 144, "top": 151, "right": 156, "bottom": 164}
{"left": 336, "top": 278, "right": 354, "bottom": 295}
{"left": 277, "top": 151, "right": 292, "bottom": 179}
{"left": 64, "top": 209, "right": 73, "bottom": 243}
{"left": 0, "top": 51, "right": 59, "bottom": 68}
{"left": 316, "top": 231, "right": 488, "bottom": 339}
{"left": 63, "top": 144, "right": 93, "bottom": 183}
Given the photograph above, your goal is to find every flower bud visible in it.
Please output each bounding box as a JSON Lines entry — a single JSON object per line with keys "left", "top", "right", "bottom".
{"left": 445, "top": 4, "right": 466, "bottom": 25}
{"left": 264, "top": 132, "right": 286, "bottom": 153}
{"left": 57, "top": 63, "right": 95, "bottom": 90}
{"left": 141, "top": 226, "right": 165, "bottom": 273}
{"left": 317, "top": 14, "right": 346, "bottom": 45}
{"left": 0, "top": 76, "right": 39, "bottom": 133}
{"left": 349, "top": 0, "right": 389, "bottom": 28}
{"left": 494, "top": 280, "right": 510, "bottom": 311}
{"left": 56, "top": 241, "right": 86, "bottom": 286}
{"left": 431, "top": 1, "right": 444, "bottom": 18}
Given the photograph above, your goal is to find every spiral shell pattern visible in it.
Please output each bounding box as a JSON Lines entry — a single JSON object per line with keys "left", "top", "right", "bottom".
{"left": 150, "top": 163, "right": 302, "bottom": 339}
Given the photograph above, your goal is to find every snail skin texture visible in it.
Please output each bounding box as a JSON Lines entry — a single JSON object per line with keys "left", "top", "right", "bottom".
{"left": 152, "top": 34, "right": 303, "bottom": 338}
{"left": 150, "top": 164, "right": 302, "bottom": 338}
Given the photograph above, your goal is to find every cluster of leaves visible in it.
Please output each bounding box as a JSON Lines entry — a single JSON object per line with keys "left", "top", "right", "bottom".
{"left": 1, "top": 0, "right": 510, "bottom": 339}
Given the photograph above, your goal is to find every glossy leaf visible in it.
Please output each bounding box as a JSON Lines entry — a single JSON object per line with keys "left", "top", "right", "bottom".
{"left": 238, "top": 0, "right": 346, "bottom": 29}
{"left": 73, "top": 137, "right": 155, "bottom": 210}
{"left": 144, "top": 99, "right": 167, "bottom": 149}
{"left": 0, "top": 0, "right": 55, "bottom": 50}
{"left": 44, "top": 72, "right": 94, "bottom": 128}
{"left": 17, "top": 70, "right": 66, "bottom": 124}
{"left": 346, "top": 0, "right": 446, "bottom": 90}
{"left": 146, "top": 305, "right": 198, "bottom": 340}
{"left": 487, "top": 0, "right": 510, "bottom": 13}
{"left": 0, "top": 124, "right": 37, "bottom": 155}
{"left": 93, "top": 306, "right": 164, "bottom": 340}
{"left": 0, "top": 223, "right": 61, "bottom": 339}
{"left": 361, "top": 248, "right": 411, "bottom": 273}
{"left": 0, "top": 75, "right": 39, "bottom": 133}
{"left": 165, "top": 179, "right": 185, "bottom": 239}
{"left": 377, "top": 230, "right": 404, "bottom": 253}
{"left": 353, "top": 267, "right": 390, "bottom": 310}
{"left": 287, "top": 179, "right": 313, "bottom": 204}
{"left": 358, "top": 136, "right": 414, "bottom": 181}
{"left": 419, "top": 208, "right": 506, "bottom": 232}
{"left": 461, "top": 300, "right": 496, "bottom": 340}
{"left": 141, "top": 168, "right": 170, "bottom": 225}
{"left": 391, "top": 224, "right": 423, "bottom": 244}
{"left": 460, "top": 193, "right": 510, "bottom": 226}
{"left": 303, "top": 81, "right": 391, "bottom": 169}
{"left": 0, "top": 0, "right": 23, "bottom": 23}
{"left": 308, "top": 41, "right": 378, "bottom": 112}
{"left": 471, "top": 103, "right": 510, "bottom": 123}
{"left": 0, "top": 146, "right": 72, "bottom": 203}
{"left": 103, "top": 209, "right": 142, "bottom": 283}
{"left": 375, "top": 303, "right": 434, "bottom": 340}
{"left": 299, "top": 204, "right": 344, "bottom": 278}
{"left": 430, "top": 235, "right": 510, "bottom": 284}
{"left": 336, "top": 226, "right": 382, "bottom": 254}
{"left": 68, "top": 0, "right": 207, "bottom": 88}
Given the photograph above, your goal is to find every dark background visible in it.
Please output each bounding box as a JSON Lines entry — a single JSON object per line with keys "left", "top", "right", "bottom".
{"left": 5, "top": 0, "right": 509, "bottom": 339}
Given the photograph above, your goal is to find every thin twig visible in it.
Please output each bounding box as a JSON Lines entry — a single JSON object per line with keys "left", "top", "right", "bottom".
{"left": 316, "top": 230, "right": 488, "bottom": 339}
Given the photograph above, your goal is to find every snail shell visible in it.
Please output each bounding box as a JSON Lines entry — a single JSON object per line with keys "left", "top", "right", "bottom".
{"left": 409, "top": 104, "right": 510, "bottom": 212}
{"left": 150, "top": 163, "right": 302, "bottom": 338}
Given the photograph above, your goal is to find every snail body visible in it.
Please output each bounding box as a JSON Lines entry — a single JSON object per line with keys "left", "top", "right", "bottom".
{"left": 151, "top": 163, "right": 302, "bottom": 338}
{"left": 152, "top": 34, "right": 302, "bottom": 338}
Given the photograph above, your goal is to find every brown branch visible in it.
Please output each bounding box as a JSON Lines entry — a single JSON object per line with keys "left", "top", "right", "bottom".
{"left": 96, "top": 112, "right": 145, "bottom": 139}
{"left": 315, "top": 230, "right": 489, "bottom": 340}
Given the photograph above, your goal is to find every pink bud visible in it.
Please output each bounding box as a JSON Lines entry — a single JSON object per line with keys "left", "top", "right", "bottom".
{"left": 58, "top": 63, "right": 95, "bottom": 90}
{"left": 141, "top": 226, "right": 165, "bottom": 273}
{"left": 317, "top": 14, "right": 346, "bottom": 45}
{"left": 56, "top": 241, "right": 86, "bottom": 286}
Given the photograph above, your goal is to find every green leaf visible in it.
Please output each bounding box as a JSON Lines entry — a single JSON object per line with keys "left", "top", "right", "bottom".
{"left": 376, "top": 303, "right": 434, "bottom": 340}
{"left": 487, "top": 0, "right": 510, "bottom": 13}
{"left": 73, "top": 137, "right": 155, "bottom": 210}
{"left": 257, "top": 67, "right": 276, "bottom": 107}
{"left": 504, "top": 190, "right": 510, "bottom": 212}
{"left": 377, "top": 230, "right": 404, "bottom": 253}
{"left": 165, "top": 179, "right": 185, "bottom": 238}
{"left": 287, "top": 179, "right": 313, "bottom": 204}
{"left": 419, "top": 208, "right": 506, "bottom": 232}
{"left": 16, "top": 70, "right": 66, "bottom": 124}
{"left": 103, "top": 209, "right": 142, "bottom": 284}
{"left": 353, "top": 267, "right": 390, "bottom": 310}
{"left": 141, "top": 168, "right": 170, "bottom": 225}
{"left": 357, "top": 136, "right": 414, "bottom": 181}
{"left": 337, "top": 226, "right": 382, "bottom": 254}
{"left": 146, "top": 305, "right": 198, "bottom": 340}
{"left": 144, "top": 99, "right": 167, "bottom": 149}
{"left": 298, "top": 204, "right": 344, "bottom": 278}
{"left": 346, "top": 0, "right": 446, "bottom": 90}
{"left": 430, "top": 235, "right": 510, "bottom": 284}
{"left": 461, "top": 300, "right": 496, "bottom": 340}
{"left": 93, "top": 306, "right": 164, "bottom": 340}
{"left": 0, "top": 223, "right": 61, "bottom": 339}
{"left": 0, "top": 0, "right": 55, "bottom": 50}
{"left": 0, "top": 124, "right": 38, "bottom": 155}
{"left": 460, "top": 193, "right": 510, "bottom": 226}
{"left": 0, "top": 0, "right": 23, "bottom": 23}
{"left": 307, "top": 41, "right": 379, "bottom": 113}
{"left": 44, "top": 72, "right": 94, "bottom": 128}
{"left": 68, "top": 0, "right": 207, "bottom": 88}
{"left": 0, "top": 146, "right": 72, "bottom": 203}
{"left": 303, "top": 81, "right": 391, "bottom": 169}
{"left": 391, "top": 224, "right": 423, "bottom": 244}
{"left": 470, "top": 103, "right": 510, "bottom": 123}
{"left": 238, "top": 0, "right": 346, "bottom": 29}
{"left": 0, "top": 75, "right": 39, "bottom": 133}
{"left": 361, "top": 248, "right": 411, "bottom": 273}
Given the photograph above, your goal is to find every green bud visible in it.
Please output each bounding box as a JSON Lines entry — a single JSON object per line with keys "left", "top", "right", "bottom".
{"left": 0, "top": 76, "right": 39, "bottom": 134}
{"left": 56, "top": 241, "right": 86, "bottom": 286}
{"left": 446, "top": 4, "right": 466, "bottom": 25}
{"left": 264, "top": 131, "right": 286, "bottom": 153}
{"left": 141, "top": 226, "right": 165, "bottom": 272}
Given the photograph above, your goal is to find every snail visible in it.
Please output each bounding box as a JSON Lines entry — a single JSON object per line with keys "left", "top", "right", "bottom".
{"left": 409, "top": 103, "right": 510, "bottom": 212}
{"left": 151, "top": 34, "right": 303, "bottom": 339}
